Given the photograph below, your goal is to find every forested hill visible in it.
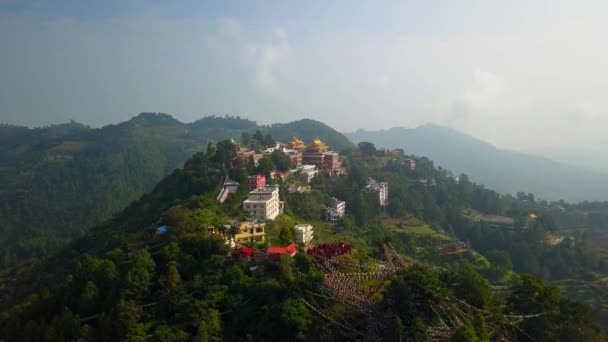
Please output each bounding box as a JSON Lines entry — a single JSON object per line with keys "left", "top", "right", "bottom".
{"left": 0, "top": 113, "right": 353, "bottom": 269}
{"left": 346, "top": 124, "right": 608, "bottom": 202}
{"left": 1, "top": 138, "right": 603, "bottom": 341}
{"left": 263, "top": 119, "right": 355, "bottom": 153}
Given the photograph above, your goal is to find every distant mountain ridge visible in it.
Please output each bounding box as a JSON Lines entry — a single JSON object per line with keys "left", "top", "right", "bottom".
{"left": 527, "top": 145, "right": 608, "bottom": 174}
{"left": 346, "top": 124, "right": 608, "bottom": 202}
{"left": 0, "top": 113, "right": 354, "bottom": 268}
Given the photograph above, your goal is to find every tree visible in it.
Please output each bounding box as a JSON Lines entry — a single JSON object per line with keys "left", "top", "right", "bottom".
{"left": 451, "top": 266, "right": 493, "bottom": 309}
{"left": 77, "top": 281, "right": 99, "bottom": 314}
{"left": 450, "top": 323, "right": 478, "bottom": 342}
{"left": 348, "top": 160, "right": 369, "bottom": 190}
{"left": 206, "top": 142, "right": 216, "bottom": 156}
{"left": 153, "top": 325, "right": 189, "bottom": 342}
{"left": 162, "top": 261, "right": 181, "bottom": 289}
{"left": 213, "top": 139, "right": 236, "bottom": 164}
{"left": 473, "top": 312, "right": 490, "bottom": 342}
{"left": 241, "top": 132, "right": 251, "bottom": 145}
{"left": 257, "top": 157, "right": 276, "bottom": 179}
{"left": 164, "top": 206, "right": 196, "bottom": 236}
{"left": 351, "top": 192, "right": 369, "bottom": 225}
{"left": 486, "top": 250, "right": 512, "bottom": 280}
{"left": 279, "top": 225, "right": 294, "bottom": 244}
{"left": 340, "top": 214, "right": 356, "bottom": 231}
{"left": 115, "top": 299, "right": 143, "bottom": 337}
{"left": 271, "top": 150, "right": 293, "bottom": 172}
{"left": 252, "top": 129, "right": 264, "bottom": 144}
{"left": 194, "top": 309, "right": 222, "bottom": 342}
{"left": 124, "top": 250, "right": 156, "bottom": 300}
{"left": 280, "top": 298, "right": 312, "bottom": 340}
{"left": 45, "top": 308, "right": 82, "bottom": 342}
{"left": 263, "top": 134, "right": 275, "bottom": 147}
{"left": 387, "top": 265, "right": 450, "bottom": 323}
{"left": 412, "top": 318, "right": 431, "bottom": 342}
{"left": 507, "top": 274, "right": 562, "bottom": 341}
{"left": 190, "top": 203, "right": 225, "bottom": 233}
{"left": 247, "top": 155, "right": 256, "bottom": 174}
{"left": 357, "top": 141, "right": 376, "bottom": 156}
{"left": 122, "top": 323, "right": 149, "bottom": 342}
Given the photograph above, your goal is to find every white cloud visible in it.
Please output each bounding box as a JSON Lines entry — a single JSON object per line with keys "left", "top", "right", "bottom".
{"left": 2, "top": 5, "right": 608, "bottom": 153}
{"left": 251, "top": 28, "right": 289, "bottom": 92}
{"left": 462, "top": 69, "right": 505, "bottom": 109}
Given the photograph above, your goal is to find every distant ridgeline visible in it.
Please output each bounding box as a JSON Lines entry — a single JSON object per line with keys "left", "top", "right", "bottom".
{"left": 0, "top": 137, "right": 604, "bottom": 341}
{"left": 346, "top": 124, "right": 608, "bottom": 202}
{"left": 0, "top": 113, "right": 354, "bottom": 270}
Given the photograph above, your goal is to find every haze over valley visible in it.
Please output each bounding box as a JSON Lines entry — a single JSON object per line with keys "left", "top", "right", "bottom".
{"left": 2, "top": 1, "right": 608, "bottom": 341}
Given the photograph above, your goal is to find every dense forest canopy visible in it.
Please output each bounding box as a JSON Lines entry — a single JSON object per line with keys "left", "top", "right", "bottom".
{"left": 0, "top": 114, "right": 353, "bottom": 270}
{"left": 0, "top": 136, "right": 606, "bottom": 341}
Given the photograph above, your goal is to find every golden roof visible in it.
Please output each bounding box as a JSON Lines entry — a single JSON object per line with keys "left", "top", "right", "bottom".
{"left": 310, "top": 138, "right": 328, "bottom": 151}
{"left": 290, "top": 137, "right": 306, "bottom": 150}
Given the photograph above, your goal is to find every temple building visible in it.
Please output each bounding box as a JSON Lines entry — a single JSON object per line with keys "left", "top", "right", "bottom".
{"left": 289, "top": 137, "right": 307, "bottom": 151}
{"left": 301, "top": 138, "right": 342, "bottom": 175}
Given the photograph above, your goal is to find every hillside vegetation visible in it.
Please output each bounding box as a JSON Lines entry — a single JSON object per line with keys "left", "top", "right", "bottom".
{"left": 0, "top": 114, "right": 353, "bottom": 269}
{"left": 0, "top": 138, "right": 604, "bottom": 341}
{"left": 346, "top": 124, "right": 608, "bottom": 202}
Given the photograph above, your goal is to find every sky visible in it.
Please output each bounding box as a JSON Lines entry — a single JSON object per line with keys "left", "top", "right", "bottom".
{"left": 1, "top": 0, "right": 608, "bottom": 152}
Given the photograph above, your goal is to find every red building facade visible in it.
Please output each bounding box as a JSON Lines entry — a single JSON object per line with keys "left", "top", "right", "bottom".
{"left": 247, "top": 174, "right": 266, "bottom": 191}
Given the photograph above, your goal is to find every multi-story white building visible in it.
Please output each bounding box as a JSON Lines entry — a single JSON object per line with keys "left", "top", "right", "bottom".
{"left": 243, "top": 186, "right": 284, "bottom": 221}
{"left": 325, "top": 197, "right": 346, "bottom": 227}
{"left": 365, "top": 178, "right": 389, "bottom": 207}
{"left": 292, "top": 164, "right": 317, "bottom": 183}
{"left": 293, "top": 224, "right": 314, "bottom": 246}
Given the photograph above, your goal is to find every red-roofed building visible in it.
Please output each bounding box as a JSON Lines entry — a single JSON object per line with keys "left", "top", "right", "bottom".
{"left": 248, "top": 174, "right": 266, "bottom": 191}
{"left": 233, "top": 246, "right": 254, "bottom": 261}
{"left": 266, "top": 243, "right": 297, "bottom": 261}
{"left": 238, "top": 246, "right": 253, "bottom": 255}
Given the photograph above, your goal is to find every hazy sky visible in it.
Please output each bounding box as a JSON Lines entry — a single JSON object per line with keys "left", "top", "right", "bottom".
{"left": 1, "top": 0, "right": 608, "bottom": 151}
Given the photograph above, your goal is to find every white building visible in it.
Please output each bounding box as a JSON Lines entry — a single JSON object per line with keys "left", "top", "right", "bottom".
{"left": 294, "top": 223, "right": 314, "bottom": 246}
{"left": 293, "top": 164, "right": 318, "bottom": 183}
{"left": 365, "top": 178, "right": 389, "bottom": 207}
{"left": 325, "top": 197, "right": 346, "bottom": 227}
{"left": 225, "top": 179, "right": 240, "bottom": 193}
{"left": 217, "top": 178, "right": 240, "bottom": 203}
{"left": 243, "top": 186, "right": 284, "bottom": 221}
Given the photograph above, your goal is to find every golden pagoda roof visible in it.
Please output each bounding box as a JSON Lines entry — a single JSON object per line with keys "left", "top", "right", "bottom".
{"left": 290, "top": 137, "right": 306, "bottom": 150}
{"left": 310, "top": 138, "right": 328, "bottom": 151}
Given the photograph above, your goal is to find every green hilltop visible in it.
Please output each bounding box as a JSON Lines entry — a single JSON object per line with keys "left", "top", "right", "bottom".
{"left": 0, "top": 114, "right": 354, "bottom": 269}
{"left": 0, "top": 137, "right": 605, "bottom": 341}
